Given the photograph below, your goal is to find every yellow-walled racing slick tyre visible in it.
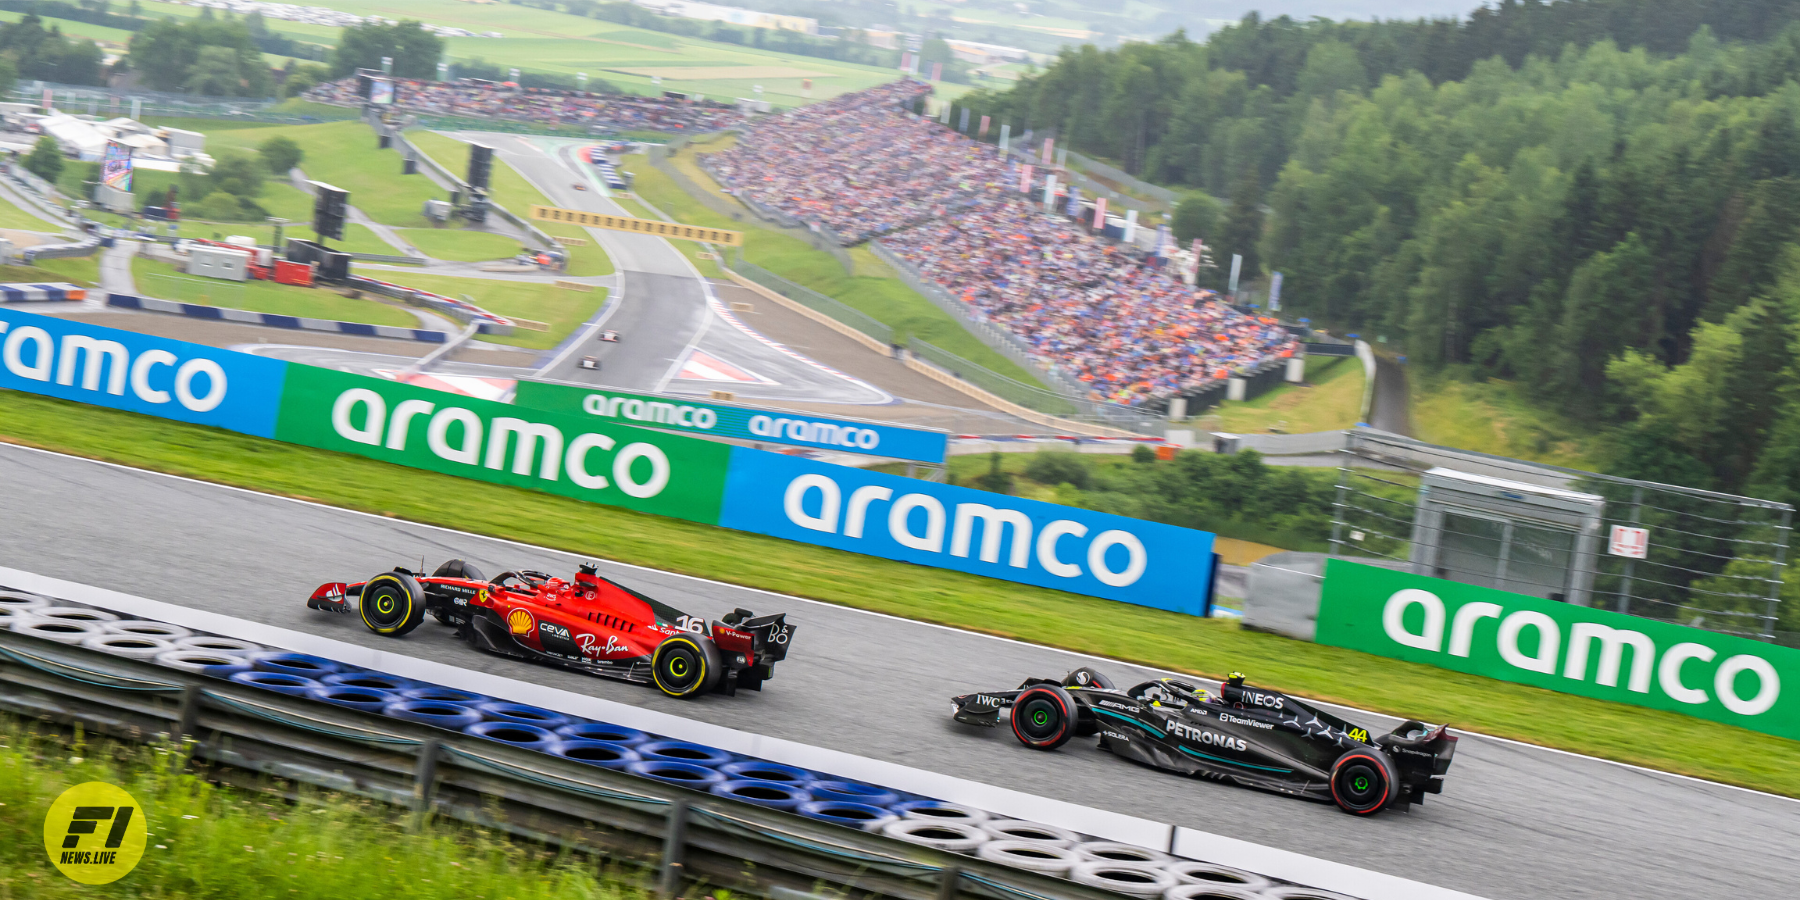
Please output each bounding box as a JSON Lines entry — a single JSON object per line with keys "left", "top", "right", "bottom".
{"left": 360, "top": 572, "right": 427, "bottom": 637}
{"left": 652, "top": 632, "right": 723, "bottom": 698}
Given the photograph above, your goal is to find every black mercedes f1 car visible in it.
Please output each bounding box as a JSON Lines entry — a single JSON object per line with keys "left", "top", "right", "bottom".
{"left": 951, "top": 668, "right": 1455, "bottom": 815}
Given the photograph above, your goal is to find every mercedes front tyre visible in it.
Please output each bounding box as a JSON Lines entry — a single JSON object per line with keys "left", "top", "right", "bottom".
{"left": 1010, "top": 685, "right": 1077, "bottom": 750}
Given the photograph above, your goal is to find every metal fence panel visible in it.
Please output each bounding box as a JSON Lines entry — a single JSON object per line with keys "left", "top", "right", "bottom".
{"left": 1330, "top": 430, "right": 1792, "bottom": 640}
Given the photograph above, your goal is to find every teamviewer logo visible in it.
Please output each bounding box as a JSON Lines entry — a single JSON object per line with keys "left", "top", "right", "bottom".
{"left": 60, "top": 805, "right": 133, "bottom": 857}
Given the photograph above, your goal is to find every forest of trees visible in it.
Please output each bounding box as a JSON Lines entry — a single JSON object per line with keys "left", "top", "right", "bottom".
{"left": 0, "top": 12, "right": 102, "bottom": 86}
{"left": 955, "top": 1, "right": 1800, "bottom": 506}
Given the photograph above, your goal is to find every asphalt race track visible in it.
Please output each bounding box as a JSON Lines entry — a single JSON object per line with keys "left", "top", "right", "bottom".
{"left": 448, "top": 134, "right": 889, "bottom": 406}
{"left": 4, "top": 443, "right": 1796, "bottom": 899}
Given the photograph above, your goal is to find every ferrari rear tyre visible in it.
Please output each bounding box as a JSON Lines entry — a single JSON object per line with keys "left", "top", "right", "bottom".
{"left": 359, "top": 572, "right": 426, "bottom": 637}
{"left": 652, "top": 633, "right": 723, "bottom": 698}
{"left": 1329, "top": 748, "right": 1400, "bottom": 815}
{"left": 1011, "top": 685, "right": 1077, "bottom": 750}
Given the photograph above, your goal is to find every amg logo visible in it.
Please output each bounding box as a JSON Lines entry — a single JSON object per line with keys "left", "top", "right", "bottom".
{"left": 1219, "top": 713, "right": 1274, "bottom": 730}
{"left": 1097, "top": 699, "right": 1140, "bottom": 712}
{"left": 1169, "top": 720, "right": 1249, "bottom": 751}
{"left": 539, "top": 621, "right": 571, "bottom": 641}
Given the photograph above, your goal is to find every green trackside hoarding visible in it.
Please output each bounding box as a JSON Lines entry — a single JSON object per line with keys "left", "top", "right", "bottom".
{"left": 277, "top": 365, "right": 731, "bottom": 524}
{"left": 1317, "top": 560, "right": 1800, "bottom": 741}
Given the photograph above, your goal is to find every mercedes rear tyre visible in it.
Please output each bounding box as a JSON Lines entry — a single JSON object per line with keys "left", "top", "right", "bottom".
{"left": 652, "top": 633, "right": 723, "bottom": 698}
{"left": 1011, "top": 685, "right": 1078, "bottom": 750}
{"left": 1330, "top": 748, "right": 1400, "bottom": 815}
{"left": 359, "top": 572, "right": 427, "bottom": 637}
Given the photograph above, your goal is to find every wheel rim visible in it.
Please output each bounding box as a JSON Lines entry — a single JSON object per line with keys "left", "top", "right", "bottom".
{"left": 364, "top": 583, "right": 408, "bottom": 630}
{"left": 1015, "top": 695, "right": 1063, "bottom": 742}
{"left": 658, "top": 644, "right": 702, "bottom": 693}
{"left": 1337, "top": 761, "right": 1384, "bottom": 809}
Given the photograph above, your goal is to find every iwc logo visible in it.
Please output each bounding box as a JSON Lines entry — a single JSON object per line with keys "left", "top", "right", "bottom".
{"left": 44, "top": 782, "right": 147, "bottom": 884}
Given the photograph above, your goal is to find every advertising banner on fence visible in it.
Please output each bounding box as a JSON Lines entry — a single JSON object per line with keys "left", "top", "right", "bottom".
{"left": 1317, "top": 559, "right": 1800, "bottom": 740}
{"left": 718, "top": 450, "right": 1215, "bottom": 612}
{"left": 513, "top": 380, "right": 949, "bottom": 464}
{"left": 0, "top": 307, "right": 287, "bottom": 436}
{"left": 277, "top": 366, "right": 732, "bottom": 523}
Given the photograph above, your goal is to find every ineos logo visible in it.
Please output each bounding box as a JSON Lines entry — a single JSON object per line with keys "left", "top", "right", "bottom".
{"left": 1241, "top": 691, "right": 1284, "bottom": 711}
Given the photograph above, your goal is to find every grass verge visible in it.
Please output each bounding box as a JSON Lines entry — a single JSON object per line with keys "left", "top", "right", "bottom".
{"left": 382, "top": 272, "right": 607, "bottom": 350}
{"left": 1409, "top": 366, "right": 1607, "bottom": 471}
{"left": 1, "top": 388, "right": 1796, "bottom": 797}
{"left": 129, "top": 255, "right": 420, "bottom": 328}
{"left": 1199, "top": 355, "right": 1364, "bottom": 435}
{"left": 0, "top": 257, "right": 101, "bottom": 287}
{"left": 619, "top": 148, "right": 1049, "bottom": 387}
{"left": 203, "top": 121, "right": 449, "bottom": 228}
{"left": 396, "top": 228, "right": 526, "bottom": 263}
{"left": 0, "top": 716, "right": 636, "bottom": 898}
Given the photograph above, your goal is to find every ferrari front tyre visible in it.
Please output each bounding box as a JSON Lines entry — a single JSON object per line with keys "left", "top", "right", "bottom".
{"left": 1010, "top": 685, "right": 1077, "bottom": 750}
{"left": 1330, "top": 748, "right": 1400, "bottom": 815}
{"left": 652, "top": 633, "right": 723, "bottom": 698}
{"left": 359, "top": 572, "right": 426, "bottom": 637}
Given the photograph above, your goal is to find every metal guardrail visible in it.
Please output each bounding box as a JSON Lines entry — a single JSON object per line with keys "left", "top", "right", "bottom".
{"left": 0, "top": 627, "right": 1122, "bottom": 900}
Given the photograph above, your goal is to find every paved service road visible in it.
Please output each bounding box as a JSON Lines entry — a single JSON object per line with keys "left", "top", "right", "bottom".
{"left": 3, "top": 443, "right": 1795, "bottom": 900}
{"left": 453, "top": 134, "right": 888, "bottom": 405}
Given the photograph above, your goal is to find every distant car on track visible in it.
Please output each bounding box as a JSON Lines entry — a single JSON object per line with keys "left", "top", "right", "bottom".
{"left": 952, "top": 668, "right": 1455, "bottom": 815}
{"left": 573, "top": 182, "right": 588, "bottom": 191}
{"left": 308, "top": 560, "right": 794, "bottom": 697}
{"left": 598, "top": 330, "right": 619, "bottom": 342}
{"left": 580, "top": 356, "right": 600, "bottom": 370}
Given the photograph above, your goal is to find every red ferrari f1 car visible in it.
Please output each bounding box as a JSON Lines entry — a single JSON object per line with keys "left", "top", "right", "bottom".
{"left": 306, "top": 560, "right": 793, "bottom": 698}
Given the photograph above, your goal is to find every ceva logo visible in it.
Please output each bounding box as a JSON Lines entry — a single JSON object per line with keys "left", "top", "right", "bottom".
{"left": 1382, "top": 588, "right": 1780, "bottom": 716}
{"left": 1, "top": 320, "right": 229, "bottom": 410}
{"left": 332, "top": 388, "right": 671, "bottom": 498}
{"left": 780, "top": 473, "right": 1148, "bottom": 586}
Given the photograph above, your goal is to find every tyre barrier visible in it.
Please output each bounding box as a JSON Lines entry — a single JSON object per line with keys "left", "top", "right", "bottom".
{"left": 1165, "top": 886, "right": 1261, "bottom": 900}
{"left": 254, "top": 652, "right": 344, "bottom": 679}
{"left": 307, "top": 685, "right": 398, "bottom": 714}
{"left": 976, "top": 840, "right": 1083, "bottom": 875}
{"left": 549, "top": 739, "right": 643, "bottom": 770}
{"left": 1070, "top": 862, "right": 1179, "bottom": 898}
{"left": 154, "top": 649, "right": 253, "bottom": 677}
{"left": 78, "top": 634, "right": 174, "bottom": 659}
{"left": 401, "top": 685, "right": 490, "bottom": 704}
{"left": 796, "top": 800, "right": 897, "bottom": 831}
{"left": 556, "top": 722, "right": 650, "bottom": 745}
{"left": 21, "top": 595, "right": 1337, "bottom": 900}
{"left": 323, "top": 671, "right": 416, "bottom": 691}
{"left": 1166, "top": 861, "right": 1271, "bottom": 891}
{"left": 981, "top": 819, "right": 1079, "bottom": 847}
{"left": 475, "top": 701, "right": 571, "bottom": 730}
{"left": 711, "top": 778, "right": 812, "bottom": 811}
{"left": 228, "top": 670, "right": 322, "bottom": 696}
{"left": 809, "top": 780, "right": 901, "bottom": 808}
{"left": 1077, "top": 840, "right": 1172, "bottom": 866}
{"left": 104, "top": 620, "right": 193, "bottom": 640}
{"left": 895, "top": 799, "right": 989, "bottom": 824}
{"left": 11, "top": 616, "right": 103, "bottom": 643}
{"left": 718, "top": 760, "right": 816, "bottom": 785}
{"left": 637, "top": 740, "right": 736, "bottom": 767}
{"left": 35, "top": 606, "right": 119, "bottom": 624}
{"left": 880, "top": 818, "right": 990, "bottom": 852}
{"left": 465, "top": 721, "right": 559, "bottom": 752}
{"left": 625, "top": 760, "right": 727, "bottom": 789}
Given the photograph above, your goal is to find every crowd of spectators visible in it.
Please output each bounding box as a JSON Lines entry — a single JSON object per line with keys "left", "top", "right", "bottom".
{"left": 305, "top": 78, "right": 743, "bottom": 133}
{"left": 710, "top": 82, "right": 1297, "bottom": 407}
{"left": 708, "top": 80, "right": 1006, "bottom": 243}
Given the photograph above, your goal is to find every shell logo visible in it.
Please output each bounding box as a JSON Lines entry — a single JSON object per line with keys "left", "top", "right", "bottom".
{"left": 507, "top": 608, "right": 534, "bottom": 634}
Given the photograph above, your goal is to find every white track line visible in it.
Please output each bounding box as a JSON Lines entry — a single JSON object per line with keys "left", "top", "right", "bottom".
{"left": 2, "top": 439, "right": 1791, "bottom": 810}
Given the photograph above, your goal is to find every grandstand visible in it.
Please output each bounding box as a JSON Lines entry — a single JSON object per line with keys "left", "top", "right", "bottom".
{"left": 709, "top": 82, "right": 1297, "bottom": 409}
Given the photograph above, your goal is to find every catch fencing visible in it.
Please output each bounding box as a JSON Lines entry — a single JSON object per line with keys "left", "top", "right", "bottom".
{"left": 1329, "top": 430, "right": 1793, "bottom": 641}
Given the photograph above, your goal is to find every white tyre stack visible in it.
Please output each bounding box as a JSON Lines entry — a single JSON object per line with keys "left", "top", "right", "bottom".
{"left": 1262, "top": 889, "right": 1357, "bottom": 900}
{"left": 1070, "top": 862, "right": 1178, "bottom": 898}
{"left": 976, "top": 840, "right": 1083, "bottom": 875}
{"left": 0, "top": 591, "right": 50, "bottom": 614}
{"left": 11, "top": 617, "right": 104, "bottom": 644}
{"left": 173, "top": 636, "right": 264, "bottom": 655}
{"left": 1075, "top": 841, "right": 1172, "bottom": 866}
{"left": 981, "top": 819, "right": 1078, "bottom": 848}
{"left": 901, "top": 802, "right": 989, "bottom": 825}
{"left": 105, "top": 621, "right": 193, "bottom": 641}
{"left": 154, "top": 650, "right": 249, "bottom": 673}
{"left": 879, "top": 819, "right": 990, "bottom": 852}
{"left": 1163, "top": 885, "right": 1261, "bottom": 900}
{"left": 35, "top": 607, "right": 120, "bottom": 624}
{"left": 80, "top": 634, "right": 176, "bottom": 660}
{"left": 1165, "top": 861, "right": 1271, "bottom": 892}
